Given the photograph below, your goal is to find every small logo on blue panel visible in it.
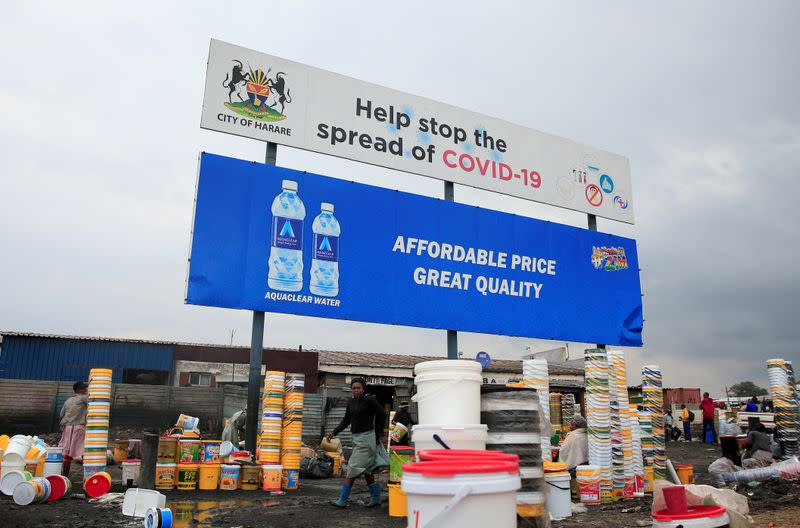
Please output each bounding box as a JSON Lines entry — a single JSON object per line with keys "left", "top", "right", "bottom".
{"left": 280, "top": 220, "right": 295, "bottom": 238}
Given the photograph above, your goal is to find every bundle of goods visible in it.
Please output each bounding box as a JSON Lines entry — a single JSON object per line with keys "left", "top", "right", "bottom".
{"left": 629, "top": 403, "right": 646, "bottom": 496}
{"left": 584, "top": 349, "right": 612, "bottom": 504}
{"left": 280, "top": 373, "right": 305, "bottom": 490}
{"left": 481, "top": 386, "right": 548, "bottom": 527}
{"left": 560, "top": 394, "right": 576, "bottom": 432}
{"left": 259, "top": 371, "right": 285, "bottom": 466}
{"left": 522, "top": 358, "right": 552, "bottom": 461}
{"left": 767, "top": 359, "right": 799, "bottom": 459}
{"left": 405, "top": 450, "right": 522, "bottom": 528}
{"left": 84, "top": 368, "right": 113, "bottom": 482}
{"left": 642, "top": 365, "right": 666, "bottom": 481}
{"left": 609, "top": 350, "right": 635, "bottom": 499}
{"left": 549, "top": 393, "right": 563, "bottom": 441}
{"left": 411, "top": 360, "right": 487, "bottom": 452}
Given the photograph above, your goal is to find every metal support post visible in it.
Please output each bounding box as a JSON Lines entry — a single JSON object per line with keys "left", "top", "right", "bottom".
{"left": 587, "top": 213, "right": 605, "bottom": 350}
{"left": 244, "top": 141, "right": 278, "bottom": 453}
{"left": 444, "top": 181, "right": 458, "bottom": 359}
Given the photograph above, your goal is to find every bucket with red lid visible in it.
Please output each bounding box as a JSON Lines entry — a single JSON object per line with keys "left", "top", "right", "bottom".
{"left": 401, "top": 451, "right": 521, "bottom": 528}
{"left": 653, "top": 486, "right": 730, "bottom": 528}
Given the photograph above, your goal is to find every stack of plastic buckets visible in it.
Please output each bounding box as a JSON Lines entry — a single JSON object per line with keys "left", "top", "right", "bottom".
{"left": 629, "top": 403, "right": 646, "bottom": 497}
{"left": 84, "top": 368, "right": 112, "bottom": 485}
{"left": 561, "top": 394, "right": 576, "bottom": 432}
{"left": 549, "top": 392, "right": 563, "bottom": 442}
{"left": 609, "top": 350, "right": 634, "bottom": 500}
{"left": 584, "top": 349, "right": 612, "bottom": 504}
{"left": 259, "top": 371, "right": 284, "bottom": 471}
{"left": 404, "top": 450, "right": 521, "bottom": 528}
{"left": 481, "top": 388, "right": 546, "bottom": 525}
{"left": 767, "top": 359, "right": 799, "bottom": 459}
{"left": 642, "top": 365, "right": 666, "bottom": 480}
{"left": 280, "top": 373, "right": 304, "bottom": 489}
{"left": 638, "top": 411, "right": 654, "bottom": 492}
{"left": 411, "top": 360, "right": 487, "bottom": 452}
{"left": 607, "top": 353, "right": 624, "bottom": 502}
{"left": 522, "top": 359, "right": 551, "bottom": 461}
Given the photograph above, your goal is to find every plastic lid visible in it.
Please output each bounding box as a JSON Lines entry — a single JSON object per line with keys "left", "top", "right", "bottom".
{"left": 84, "top": 473, "right": 111, "bottom": 498}
{"left": 321, "top": 202, "right": 334, "bottom": 213}
{"left": 403, "top": 460, "right": 519, "bottom": 477}
{"left": 282, "top": 180, "right": 298, "bottom": 191}
{"left": 652, "top": 505, "right": 728, "bottom": 521}
{"left": 46, "top": 475, "right": 66, "bottom": 502}
{"left": 417, "top": 449, "right": 518, "bottom": 463}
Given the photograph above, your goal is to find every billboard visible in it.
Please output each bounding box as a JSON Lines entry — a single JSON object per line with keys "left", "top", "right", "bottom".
{"left": 186, "top": 153, "right": 643, "bottom": 346}
{"left": 201, "top": 39, "right": 635, "bottom": 224}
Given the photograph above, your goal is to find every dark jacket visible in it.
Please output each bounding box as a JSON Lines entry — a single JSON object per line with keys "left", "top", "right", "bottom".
{"left": 333, "top": 394, "right": 385, "bottom": 439}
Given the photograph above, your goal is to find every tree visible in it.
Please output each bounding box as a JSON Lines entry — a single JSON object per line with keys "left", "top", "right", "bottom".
{"left": 729, "top": 381, "right": 768, "bottom": 398}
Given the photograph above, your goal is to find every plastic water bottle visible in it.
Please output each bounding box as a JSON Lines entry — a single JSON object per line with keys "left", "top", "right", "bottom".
{"left": 310, "top": 202, "right": 340, "bottom": 297}
{"left": 268, "top": 180, "right": 306, "bottom": 292}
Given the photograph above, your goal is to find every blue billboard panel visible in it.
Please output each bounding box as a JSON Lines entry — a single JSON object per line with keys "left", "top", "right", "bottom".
{"left": 187, "top": 153, "right": 643, "bottom": 346}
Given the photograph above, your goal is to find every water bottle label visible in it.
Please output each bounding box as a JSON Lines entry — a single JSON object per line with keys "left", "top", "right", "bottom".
{"left": 313, "top": 234, "right": 338, "bottom": 261}
{"left": 271, "top": 216, "right": 303, "bottom": 250}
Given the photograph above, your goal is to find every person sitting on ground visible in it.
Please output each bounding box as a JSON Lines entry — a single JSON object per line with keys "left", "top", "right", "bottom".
{"left": 326, "top": 377, "right": 389, "bottom": 508}
{"left": 59, "top": 381, "right": 88, "bottom": 476}
{"left": 559, "top": 415, "right": 589, "bottom": 476}
{"left": 745, "top": 396, "right": 760, "bottom": 413}
{"left": 742, "top": 422, "right": 775, "bottom": 469}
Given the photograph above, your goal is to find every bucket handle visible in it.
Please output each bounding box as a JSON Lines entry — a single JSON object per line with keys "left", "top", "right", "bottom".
{"left": 411, "top": 376, "right": 469, "bottom": 403}
{"left": 423, "top": 484, "right": 472, "bottom": 528}
{"left": 432, "top": 434, "right": 451, "bottom": 450}
{"left": 547, "top": 480, "right": 571, "bottom": 491}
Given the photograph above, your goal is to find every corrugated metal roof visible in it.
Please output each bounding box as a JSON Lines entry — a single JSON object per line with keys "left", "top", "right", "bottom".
{"left": 316, "top": 350, "right": 584, "bottom": 376}
{"left": 0, "top": 331, "right": 584, "bottom": 378}
{"left": 0, "top": 335, "right": 173, "bottom": 383}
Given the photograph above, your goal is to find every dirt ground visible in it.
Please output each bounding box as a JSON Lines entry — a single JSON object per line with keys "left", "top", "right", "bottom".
{"left": 2, "top": 440, "right": 798, "bottom": 527}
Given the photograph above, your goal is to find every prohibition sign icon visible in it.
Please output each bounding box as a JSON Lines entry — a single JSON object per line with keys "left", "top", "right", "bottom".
{"left": 585, "top": 184, "right": 603, "bottom": 207}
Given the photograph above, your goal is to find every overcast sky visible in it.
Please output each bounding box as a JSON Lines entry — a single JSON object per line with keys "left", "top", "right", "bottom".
{"left": 1, "top": 2, "right": 798, "bottom": 397}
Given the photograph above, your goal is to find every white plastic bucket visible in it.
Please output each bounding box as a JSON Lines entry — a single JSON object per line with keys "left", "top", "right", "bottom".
{"left": 4, "top": 435, "right": 32, "bottom": 465}
{"left": 43, "top": 461, "right": 63, "bottom": 478}
{"left": 122, "top": 460, "right": 141, "bottom": 487}
{"left": 412, "top": 424, "right": 488, "bottom": 453}
{"left": 121, "top": 488, "right": 166, "bottom": 517}
{"left": 652, "top": 512, "right": 731, "bottom": 528}
{"left": 545, "top": 471, "right": 572, "bottom": 520}
{"left": 412, "top": 360, "right": 483, "bottom": 425}
{"left": 402, "top": 460, "right": 520, "bottom": 528}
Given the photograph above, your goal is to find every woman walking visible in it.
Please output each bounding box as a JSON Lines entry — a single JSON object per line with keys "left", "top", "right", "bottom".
{"left": 325, "top": 378, "right": 389, "bottom": 508}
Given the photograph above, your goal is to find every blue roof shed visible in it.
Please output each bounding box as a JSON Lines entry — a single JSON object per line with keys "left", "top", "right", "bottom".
{"left": 0, "top": 333, "right": 174, "bottom": 383}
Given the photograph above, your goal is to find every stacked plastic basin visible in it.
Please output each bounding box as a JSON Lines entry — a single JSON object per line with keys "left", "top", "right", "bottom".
{"left": 549, "top": 392, "right": 563, "bottom": 441}
{"left": 629, "top": 403, "right": 646, "bottom": 497}
{"left": 608, "top": 350, "right": 634, "bottom": 500}
{"left": 767, "top": 359, "right": 799, "bottom": 459}
{"left": 522, "top": 358, "right": 551, "bottom": 461}
{"left": 280, "top": 373, "right": 304, "bottom": 490}
{"left": 259, "top": 371, "right": 285, "bottom": 466}
{"left": 642, "top": 365, "right": 666, "bottom": 481}
{"left": 585, "top": 349, "right": 612, "bottom": 504}
{"left": 84, "top": 368, "right": 113, "bottom": 481}
{"left": 481, "top": 388, "right": 546, "bottom": 526}
{"left": 561, "top": 394, "right": 576, "bottom": 431}
{"left": 609, "top": 352, "right": 635, "bottom": 499}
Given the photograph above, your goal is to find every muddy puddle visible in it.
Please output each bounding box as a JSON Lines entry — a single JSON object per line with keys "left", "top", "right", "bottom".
{"left": 166, "top": 498, "right": 280, "bottom": 527}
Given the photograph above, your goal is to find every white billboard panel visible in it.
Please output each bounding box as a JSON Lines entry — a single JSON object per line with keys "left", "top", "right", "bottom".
{"left": 201, "top": 39, "right": 634, "bottom": 223}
